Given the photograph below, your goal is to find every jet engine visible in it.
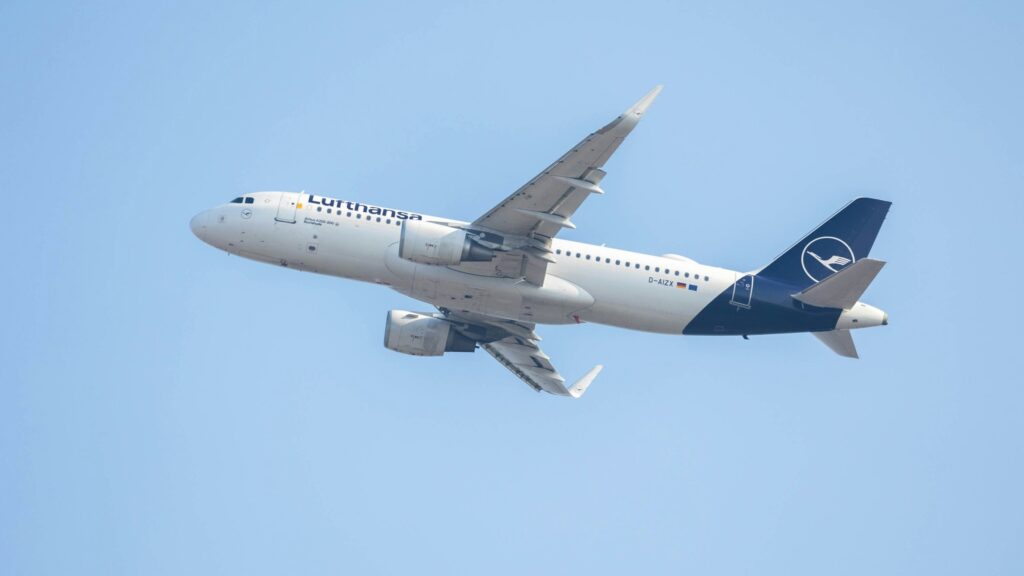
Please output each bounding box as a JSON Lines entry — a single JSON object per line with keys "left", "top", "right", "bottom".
{"left": 383, "top": 310, "right": 477, "bottom": 357}
{"left": 399, "top": 220, "right": 495, "bottom": 266}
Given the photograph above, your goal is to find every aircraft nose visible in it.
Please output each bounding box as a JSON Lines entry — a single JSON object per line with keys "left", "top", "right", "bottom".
{"left": 190, "top": 211, "right": 208, "bottom": 241}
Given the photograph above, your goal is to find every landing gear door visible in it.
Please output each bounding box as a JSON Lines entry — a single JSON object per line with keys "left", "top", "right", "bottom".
{"left": 730, "top": 274, "right": 754, "bottom": 308}
{"left": 275, "top": 192, "right": 298, "bottom": 223}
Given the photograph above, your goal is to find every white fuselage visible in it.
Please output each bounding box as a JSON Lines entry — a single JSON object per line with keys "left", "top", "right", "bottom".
{"left": 191, "top": 191, "right": 739, "bottom": 334}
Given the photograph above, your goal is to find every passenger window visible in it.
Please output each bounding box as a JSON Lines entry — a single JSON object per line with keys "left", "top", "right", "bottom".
{"left": 704, "top": 275, "right": 709, "bottom": 281}
{"left": 576, "top": 253, "right": 581, "bottom": 258}
{"left": 674, "top": 271, "right": 680, "bottom": 276}
{"left": 556, "top": 249, "right": 562, "bottom": 255}
{"left": 655, "top": 267, "right": 660, "bottom": 273}
{"left": 615, "top": 260, "right": 621, "bottom": 265}
{"left": 317, "top": 206, "right": 322, "bottom": 212}
{"left": 645, "top": 265, "right": 650, "bottom": 271}
{"left": 357, "top": 214, "right": 361, "bottom": 219}
{"left": 605, "top": 258, "right": 611, "bottom": 263}
{"left": 327, "top": 208, "right": 332, "bottom": 214}
{"left": 635, "top": 263, "right": 640, "bottom": 269}
{"left": 685, "top": 272, "right": 690, "bottom": 278}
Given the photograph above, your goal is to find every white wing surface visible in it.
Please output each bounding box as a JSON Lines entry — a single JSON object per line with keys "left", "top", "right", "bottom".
{"left": 465, "top": 86, "right": 662, "bottom": 284}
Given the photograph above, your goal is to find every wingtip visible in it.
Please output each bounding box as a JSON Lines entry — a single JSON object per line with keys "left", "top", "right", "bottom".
{"left": 629, "top": 85, "right": 663, "bottom": 116}
{"left": 568, "top": 364, "right": 603, "bottom": 398}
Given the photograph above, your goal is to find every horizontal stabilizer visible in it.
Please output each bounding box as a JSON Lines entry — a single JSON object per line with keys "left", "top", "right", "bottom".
{"left": 793, "top": 258, "right": 886, "bottom": 310}
{"left": 813, "top": 330, "right": 859, "bottom": 358}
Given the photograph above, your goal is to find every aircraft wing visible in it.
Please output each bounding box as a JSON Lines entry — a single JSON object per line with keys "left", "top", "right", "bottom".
{"left": 444, "top": 310, "right": 602, "bottom": 398}
{"left": 465, "top": 86, "right": 662, "bottom": 284}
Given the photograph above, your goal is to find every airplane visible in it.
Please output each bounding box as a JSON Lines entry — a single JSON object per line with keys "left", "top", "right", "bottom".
{"left": 190, "top": 86, "right": 891, "bottom": 398}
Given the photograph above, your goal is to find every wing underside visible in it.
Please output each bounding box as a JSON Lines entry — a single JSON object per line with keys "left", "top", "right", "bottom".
{"left": 482, "top": 338, "right": 602, "bottom": 398}
{"left": 444, "top": 310, "right": 602, "bottom": 398}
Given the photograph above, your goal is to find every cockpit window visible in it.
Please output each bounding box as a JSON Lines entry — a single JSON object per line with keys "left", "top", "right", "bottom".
{"left": 244, "top": 197, "right": 254, "bottom": 204}
{"left": 230, "top": 197, "right": 243, "bottom": 204}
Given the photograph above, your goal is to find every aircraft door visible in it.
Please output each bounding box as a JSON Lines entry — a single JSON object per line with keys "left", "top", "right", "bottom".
{"left": 730, "top": 274, "right": 754, "bottom": 308}
{"left": 275, "top": 192, "right": 298, "bottom": 223}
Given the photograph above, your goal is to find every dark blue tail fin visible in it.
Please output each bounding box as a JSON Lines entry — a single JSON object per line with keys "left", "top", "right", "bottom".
{"left": 757, "top": 197, "right": 891, "bottom": 290}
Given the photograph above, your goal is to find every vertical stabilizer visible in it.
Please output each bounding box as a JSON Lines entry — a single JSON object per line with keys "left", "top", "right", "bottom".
{"left": 758, "top": 198, "right": 891, "bottom": 290}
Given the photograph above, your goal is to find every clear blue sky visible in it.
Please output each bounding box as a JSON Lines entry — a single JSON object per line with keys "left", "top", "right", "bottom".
{"left": 2, "top": 1, "right": 1022, "bottom": 574}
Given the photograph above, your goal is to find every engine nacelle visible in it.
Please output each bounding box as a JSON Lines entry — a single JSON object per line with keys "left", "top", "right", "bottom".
{"left": 399, "top": 220, "right": 495, "bottom": 266}
{"left": 383, "top": 310, "right": 477, "bottom": 357}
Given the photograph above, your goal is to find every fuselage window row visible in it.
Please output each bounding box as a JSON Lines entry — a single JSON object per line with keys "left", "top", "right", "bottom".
{"left": 313, "top": 204, "right": 403, "bottom": 227}
{"left": 302, "top": 214, "right": 709, "bottom": 279}
{"left": 553, "top": 249, "right": 709, "bottom": 281}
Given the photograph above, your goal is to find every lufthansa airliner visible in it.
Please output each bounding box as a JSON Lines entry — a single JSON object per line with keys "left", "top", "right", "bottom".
{"left": 191, "top": 87, "right": 890, "bottom": 397}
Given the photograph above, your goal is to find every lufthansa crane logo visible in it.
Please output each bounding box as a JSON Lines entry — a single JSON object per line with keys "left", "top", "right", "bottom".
{"left": 801, "top": 236, "right": 855, "bottom": 282}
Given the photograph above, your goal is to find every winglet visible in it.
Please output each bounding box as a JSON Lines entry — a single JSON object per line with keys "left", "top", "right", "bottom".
{"left": 567, "top": 364, "right": 603, "bottom": 398}
{"left": 628, "top": 85, "right": 663, "bottom": 117}
{"left": 600, "top": 86, "right": 663, "bottom": 136}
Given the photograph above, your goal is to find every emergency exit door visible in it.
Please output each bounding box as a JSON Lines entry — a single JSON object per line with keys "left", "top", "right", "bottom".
{"left": 730, "top": 274, "right": 754, "bottom": 308}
